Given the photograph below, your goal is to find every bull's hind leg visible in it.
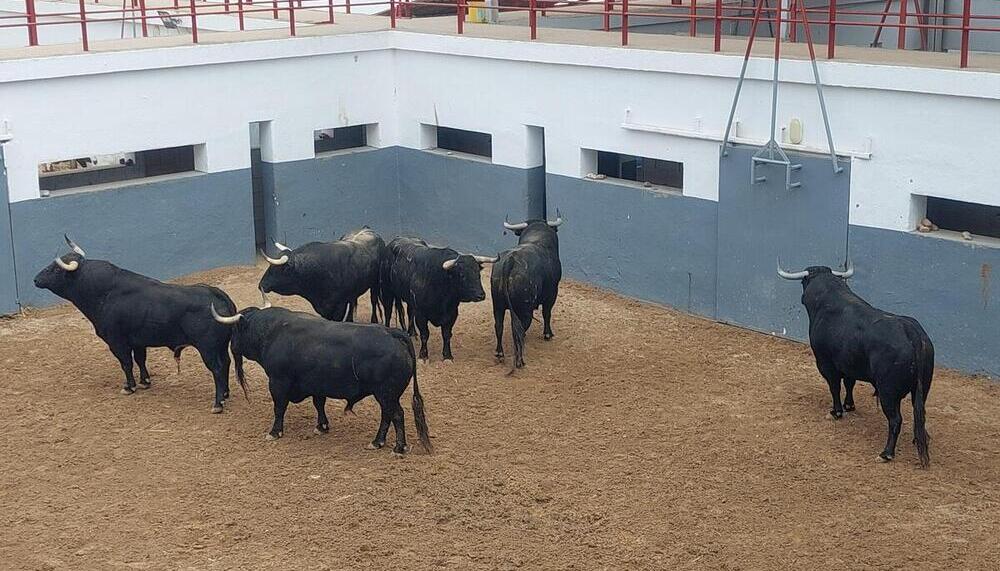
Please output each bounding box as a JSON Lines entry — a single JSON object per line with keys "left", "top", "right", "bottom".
{"left": 366, "top": 405, "right": 392, "bottom": 451}
{"left": 197, "top": 346, "right": 231, "bottom": 413}
{"left": 266, "top": 379, "right": 289, "bottom": 440}
{"left": 817, "top": 362, "right": 845, "bottom": 419}
{"left": 493, "top": 304, "right": 506, "bottom": 361}
{"left": 414, "top": 313, "right": 431, "bottom": 362}
{"left": 542, "top": 293, "right": 557, "bottom": 340}
{"left": 390, "top": 402, "right": 409, "bottom": 456}
{"left": 108, "top": 342, "right": 137, "bottom": 395}
{"left": 134, "top": 347, "right": 152, "bottom": 389}
{"left": 876, "top": 391, "right": 903, "bottom": 463}
{"left": 843, "top": 379, "right": 857, "bottom": 412}
{"left": 313, "top": 396, "right": 330, "bottom": 434}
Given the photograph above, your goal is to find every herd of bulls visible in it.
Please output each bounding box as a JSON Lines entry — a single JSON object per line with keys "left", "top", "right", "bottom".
{"left": 33, "top": 216, "right": 935, "bottom": 466}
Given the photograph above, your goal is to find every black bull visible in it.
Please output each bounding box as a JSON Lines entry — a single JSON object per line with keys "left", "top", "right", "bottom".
{"left": 381, "top": 237, "right": 496, "bottom": 361}
{"left": 212, "top": 304, "right": 432, "bottom": 455}
{"left": 491, "top": 215, "right": 563, "bottom": 370}
{"left": 779, "top": 264, "right": 933, "bottom": 467}
{"left": 33, "top": 236, "right": 247, "bottom": 413}
{"left": 259, "top": 227, "right": 386, "bottom": 322}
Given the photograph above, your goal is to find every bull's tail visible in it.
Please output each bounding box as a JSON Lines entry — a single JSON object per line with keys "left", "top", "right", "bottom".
{"left": 233, "top": 348, "right": 249, "bottom": 402}
{"left": 172, "top": 346, "right": 185, "bottom": 374}
{"left": 393, "top": 329, "right": 432, "bottom": 453}
{"left": 503, "top": 264, "right": 526, "bottom": 376}
{"left": 904, "top": 320, "right": 933, "bottom": 468}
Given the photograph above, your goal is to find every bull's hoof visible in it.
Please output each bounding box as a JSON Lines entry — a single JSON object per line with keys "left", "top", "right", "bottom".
{"left": 876, "top": 453, "right": 894, "bottom": 463}
{"left": 314, "top": 423, "right": 330, "bottom": 435}
{"left": 392, "top": 444, "right": 411, "bottom": 457}
{"left": 825, "top": 410, "right": 843, "bottom": 420}
{"left": 210, "top": 404, "right": 224, "bottom": 414}
{"left": 442, "top": 358, "right": 454, "bottom": 364}
{"left": 223, "top": 391, "right": 230, "bottom": 400}
{"left": 137, "top": 380, "right": 152, "bottom": 390}
{"left": 265, "top": 431, "right": 283, "bottom": 441}
{"left": 844, "top": 403, "right": 856, "bottom": 412}
{"left": 366, "top": 441, "right": 385, "bottom": 450}
{"left": 544, "top": 333, "right": 554, "bottom": 341}
{"left": 120, "top": 387, "right": 135, "bottom": 395}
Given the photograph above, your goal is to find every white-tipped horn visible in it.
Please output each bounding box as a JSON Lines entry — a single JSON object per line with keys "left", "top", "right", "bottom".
{"left": 473, "top": 255, "right": 498, "bottom": 264}
{"left": 831, "top": 260, "right": 854, "bottom": 279}
{"left": 259, "top": 288, "right": 272, "bottom": 309}
{"left": 503, "top": 215, "right": 528, "bottom": 231}
{"left": 54, "top": 257, "right": 79, "bottom": 272}
{"left": 64, "top": 234, "right": 86, "bottom": 257}
{"left": 261, "top": 249, "right": 289, "bottom": 266}
{"left": 547, "top": 209, "right": 563, "bottom": 228}
{"left": 210, "top": 303, "right": 242, "bottom": 325}
{"left": 274, "top": 241, "right": 291, "bottom": 253}
{"left": 777, "top": 258, "right": 809, "bottom": 280}
{"left": 442, "top": 257, "right": 459, "bottom": 270}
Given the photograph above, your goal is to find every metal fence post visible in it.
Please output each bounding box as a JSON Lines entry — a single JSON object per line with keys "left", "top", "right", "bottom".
{"left": 621, "top": 0, "right": 628, "bottom": 45}
{"left": 960, "top": 0, "right": 971, "bottom": 67}
{"left": 138, "top": 0, "right": 148, "bottom": 36}
{"left": 288, "top": 0, "right": 296, "bottom": 35}
{"left": 78, "top": 0, "right": 89, "bottom": 50}
{"left": 827, "top": 0, "right": 836, "bottom": 58}
{"left": 25, "top": 0, "right": 38, "bottom": 46}
{"left": 530, "top": 0, "right": 537, "bottom": 39}
{"left": 189, "top": 0, "right": 198, "bottom": 43}
{"left": 238, "top": 0, "right": 245, "bottom": 29}
{"left": 714, "top": 0, "right": 722, "bottom": 51}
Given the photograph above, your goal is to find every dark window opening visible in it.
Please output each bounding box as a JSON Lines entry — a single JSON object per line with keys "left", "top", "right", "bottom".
{"left": 436, "top": 126, "right": 492, "bottom": 159}
{"left": 596, "top": 151, "right": 683, "bottom": 190}
{"left": 39, "top": 145, "right": 196, "bottom": 194}
{"left": 314, "top": 125, "right": 368, "bottom": 154}
{"left": 925, "top": 196, "right": 1000, "bottom": 240}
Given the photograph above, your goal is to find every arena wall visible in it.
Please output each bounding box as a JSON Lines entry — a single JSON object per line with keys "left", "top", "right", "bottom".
{"left": 1, "top": 31, "right": 998, "bottom": 374}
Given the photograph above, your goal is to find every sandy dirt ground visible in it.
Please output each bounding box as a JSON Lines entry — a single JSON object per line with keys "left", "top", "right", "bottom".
{"left": 2, "top": 262, "right": 999, "bottom": 570}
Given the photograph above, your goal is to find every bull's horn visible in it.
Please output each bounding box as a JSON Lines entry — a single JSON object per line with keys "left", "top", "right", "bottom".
{"left": 64, "top": 234, "right": 86, "bottom": 257}
{"left": 54, "top": 257, "right": 79, "bottom": 272}
{"left": 777, "top": 258, "right": 809, "bottom": 280}
{"left": 831, "top": 260, "right": 854, "bottom": 279}
{"left": 259, "top": 288, "right": 272, "bottom": 309}
{"left": 210, "top": 303, "right": 242, "bottom": 325}
{"left": 473, "top": 255, "right": 498, "bottom": 264}
{"left": 547, "top": 209, "right": 563, "bottom": 228}
{"left": 261, "top": 249, "right": 289, "bottom": 266}
{"left": 442, "top": 257, "right": 459, "bottom": 270}
{"left": 503, "top": 215, "right": 528, "bottom": 231}
{"left": 274, "top": 241, "right": 291, "bottom": 253}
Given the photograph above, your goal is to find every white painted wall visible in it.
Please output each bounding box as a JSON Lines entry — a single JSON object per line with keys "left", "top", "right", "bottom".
{"left": 0, "top": 30, "right": 998, "bottom": 232}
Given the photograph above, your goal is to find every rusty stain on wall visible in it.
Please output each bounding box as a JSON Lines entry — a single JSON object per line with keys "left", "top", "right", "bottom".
{"left": 981, "top": 263, "right": 992, "bottom": 308}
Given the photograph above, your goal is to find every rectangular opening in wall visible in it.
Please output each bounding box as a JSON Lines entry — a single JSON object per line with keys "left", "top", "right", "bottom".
{"left": 924, "top": 196, "right": 1000, "bottom": 240}
{"left": 435, "top": 126, "right": 492, "bottom": 159}
{"left": 314, "top": 125, "right": 369, "bottom": 155}
{"left": 38, "top": 145, "right": 197, "bottom": 195}
{"left": 595, "top": 151, "right": 683, "bottom": 191}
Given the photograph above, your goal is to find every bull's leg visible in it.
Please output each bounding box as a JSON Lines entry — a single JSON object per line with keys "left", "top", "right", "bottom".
{"left": 347, "top": 298, "right": 357, "bottom": 323}
{"left": 108, "top": 342, "right": 137, "bottom": 395}
{"left": 403, "top": 302, "right": 415, "bottom": 336}
{"left": 542, "top": 301, "right": 556, "bottom": 341}
{"left": 843, "top": 378, "right": 857, "bottom": 412}
{"left": 877, "top": 392, "right": 903, "bottom": 463}
{"left": 441, "top": 311, "right": 458, "bottom": 362}
{"left": 313, "top": 396, "right": 330, "bottom": 434}
{"left": 493, "top": 301, "right": 506, "bottom": 361}
{"left": 266, "top": 380, "right": 288, "bottom": 440}
{"left": 382, "top": 293, "right": 395, "bottom": 327}
{"left": 514, "top": 309, "right": 533, "bottom": 369}
{"left": 390, "top": 402, "right": 409, "bottom": 455}
{"left": 366, "top": 404, "right": 392, "bottom": 450}
{"left": 134, "top": 347, "right": 152, "bottom": 389}
{"left": 816, "top": 363, "right": 844, "bottom": 419}
{"left": 414, "top": 312, "right": 431, "bottom": 362}
{"left": 200, "top": 348, "right": 231, "bottom": 413}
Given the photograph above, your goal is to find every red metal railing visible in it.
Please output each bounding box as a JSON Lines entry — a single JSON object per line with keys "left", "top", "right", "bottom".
{"left": 3, "top": 0, "right": 999, "bottom": 68}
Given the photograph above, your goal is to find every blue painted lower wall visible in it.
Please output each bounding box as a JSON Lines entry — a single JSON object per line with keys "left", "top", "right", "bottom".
{"left": 11, "top": 170, "right": 255, "bottom": 308}
{"left": 0, "top": 149, "right": 17, "bottom": 315}
{"left": 260, "top": 147, "right": 400, "bottom": 247}
{"left": 849, "top": 225, "right": 1000, "bottom": 376}
{"left": 396, "top": 148, "right": 545, "bottom": 256}
{"left": 547, "top": 174, "right": 719, "bottom": 318}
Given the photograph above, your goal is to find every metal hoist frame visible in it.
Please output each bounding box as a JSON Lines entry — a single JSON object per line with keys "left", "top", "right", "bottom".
{"left": 720, "top": 0, "right": 844, "bottom": 191}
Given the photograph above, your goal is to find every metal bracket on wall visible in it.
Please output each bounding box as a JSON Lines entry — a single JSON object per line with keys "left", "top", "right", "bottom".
{"left": 720, "top": 0, "right": 843, "bottom": 191}
{"left": 0, "top": 120, "right": 12, "bottom": 144}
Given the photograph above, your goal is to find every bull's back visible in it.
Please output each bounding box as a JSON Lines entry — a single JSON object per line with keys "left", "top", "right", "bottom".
{"left": 100, "top": 281, "right": 232, "bottom": 347}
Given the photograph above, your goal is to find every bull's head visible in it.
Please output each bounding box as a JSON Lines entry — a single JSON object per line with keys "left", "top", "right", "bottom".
{"left": 258, "top": 241, "right": 297, "bottom": 295}
{"left": 777, "top": 259, "right": 854, "bottom": 290}
{"left": 503, "top": 210, "right": 563, "bottom": 236}
{"left": 442, "top": 254, "right": 497, "bottom": 302}
{"left": 33, "top": 235, "right": 88, "bottom": 294}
